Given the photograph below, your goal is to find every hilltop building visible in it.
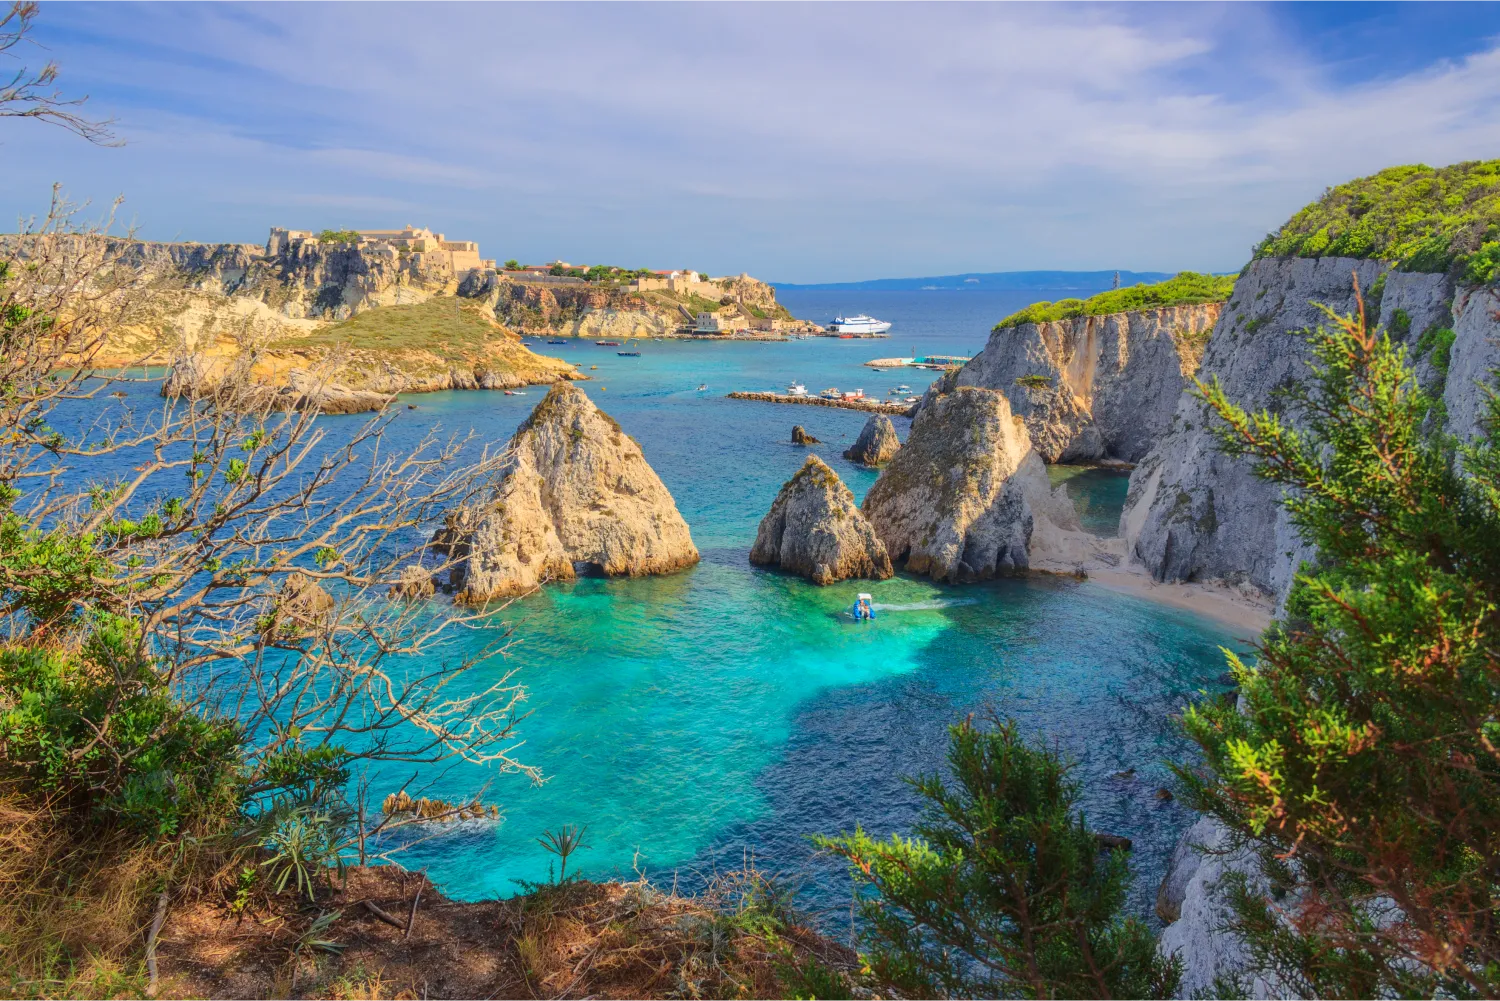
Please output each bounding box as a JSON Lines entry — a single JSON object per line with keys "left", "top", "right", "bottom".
{"left": 265, "top": 226, "right": 495, "bottom": 274}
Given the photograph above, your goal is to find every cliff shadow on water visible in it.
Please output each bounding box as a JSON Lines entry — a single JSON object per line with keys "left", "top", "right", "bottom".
{"left": 660, "top": 571, "right": 1244, "bottom": 926}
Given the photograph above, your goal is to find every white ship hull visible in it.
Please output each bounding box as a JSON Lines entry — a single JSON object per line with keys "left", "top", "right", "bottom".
{"left": 828, "top": 314, "right": 892, "bottom": 334}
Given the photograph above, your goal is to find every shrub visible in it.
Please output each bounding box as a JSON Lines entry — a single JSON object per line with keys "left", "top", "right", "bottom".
{"left": 816, "top": 715, "right": 1180, "bottom": 999}
{"left": 995, "top": 272, "right": 1235, "bottom": 329}
{"left": 1253, "top": 160, "right": 1500, "bottom": 276}
{"left": 0, "top": 616, "right": 244, "bottom": 836}
{"left": 1187, "top": 293, "right": 1500, "bottom": 997}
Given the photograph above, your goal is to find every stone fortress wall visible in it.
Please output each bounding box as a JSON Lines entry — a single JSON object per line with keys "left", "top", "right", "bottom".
{"left": 266, "top": 225, "right": 495, "bottom": 275}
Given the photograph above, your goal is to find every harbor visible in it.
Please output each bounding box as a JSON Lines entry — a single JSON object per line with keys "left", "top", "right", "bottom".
{"left": 726, "top": 391, "right": 915, "bottom": 415}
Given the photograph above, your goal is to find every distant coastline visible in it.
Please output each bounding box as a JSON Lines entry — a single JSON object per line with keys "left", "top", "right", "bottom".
{"left": 772, "top": 269, "right": 1174, "bottom": 292}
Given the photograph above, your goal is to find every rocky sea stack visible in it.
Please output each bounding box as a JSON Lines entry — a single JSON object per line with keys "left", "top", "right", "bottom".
{"left": 749, "top": 456, "right": 892, "bottom": 585}
{"left": 431, "top": 382, "right": 698, "bottom": 602}
{"left": 863, "top": 385, "right": 1095, "bottom": 581}
{"left": 843, "top": 414, "right": 901, "bottom": 465}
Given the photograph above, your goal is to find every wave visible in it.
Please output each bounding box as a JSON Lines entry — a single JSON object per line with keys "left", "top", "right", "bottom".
{"left": 870, "top": 598, "right": 978, "bottom": 612}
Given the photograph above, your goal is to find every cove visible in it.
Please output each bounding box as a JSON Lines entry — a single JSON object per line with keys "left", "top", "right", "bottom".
{"left": 367, "top": 290, "right": 1251, "bottom": 921}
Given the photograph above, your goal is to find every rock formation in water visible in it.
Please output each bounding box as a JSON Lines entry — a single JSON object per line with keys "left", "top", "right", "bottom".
{"left": 944, "top": 303, "right": 1221, "bottom": 463}
{"left": 843, "top": 414, "right": 901, "bottom": 465}
{"left": 748, "top": 456, "right": 892, "bottom": 585}
{"left": 429, "top": 382, "right": 698, "bottom": 602}
{"left": 861, "top": 385, "right": 1098, "bottom": 581}
{"left": 388, "top": 565, "right": 436, "bottom": 601}
{"left": 790, "top": 425, "right": 820, "bottom": 445}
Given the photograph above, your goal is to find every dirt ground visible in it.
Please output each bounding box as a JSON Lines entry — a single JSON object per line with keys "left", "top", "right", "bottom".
{"left": 156, "top": 866, "right": 859, "bottom": 1000}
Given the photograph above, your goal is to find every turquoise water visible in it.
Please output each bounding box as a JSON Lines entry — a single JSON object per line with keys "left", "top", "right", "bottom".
{"left": 76, "top": 289, "right": 1248, "bottom": 924}
{"left": 360, "top": 289, "right": 1250, "bottom": 922}
{"left": 1049, "top": 465, "right": 1133, "bottom": 537}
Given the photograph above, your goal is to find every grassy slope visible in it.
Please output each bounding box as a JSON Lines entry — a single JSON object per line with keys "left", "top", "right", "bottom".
{"left": 271, "top": 296, "right": 575, "bottom": 384}
{"left": 994, "top": 272, "right": 1235, "bottom": 329}
{"left": 1254, "top": 160, "right": 1500, "bottom": 281}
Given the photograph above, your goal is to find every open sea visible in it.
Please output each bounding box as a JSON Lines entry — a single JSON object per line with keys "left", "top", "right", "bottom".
{"left": 90, "top": 288, "right": 1251, "bottom": 928}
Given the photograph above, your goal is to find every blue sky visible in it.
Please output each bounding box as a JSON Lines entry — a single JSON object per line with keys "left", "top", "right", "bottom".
{"left": 6, "top": 1, "right": 1500, "bottom": 282}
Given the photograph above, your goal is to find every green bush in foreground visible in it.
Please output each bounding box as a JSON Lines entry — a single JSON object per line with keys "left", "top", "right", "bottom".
{"left": 0, "top": 616, "right": 244, "bottom": 837}
{"left": 994, "top": 271, "right": 1234, "bottom": 329}
{"left": 816, "top": 715, "right": 1180, "bottom": 1000}
{"left": 1254, "top": 160, "right": 1500, "bottom": 279}
{"left": 1185, "top": 295, "right": 1500, "bottom": 997}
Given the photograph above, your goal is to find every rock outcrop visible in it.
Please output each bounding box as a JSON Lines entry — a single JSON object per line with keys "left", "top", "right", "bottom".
{"left": 748, "top": 456, "right": 893, "bottom": 585}
{"left": 430, "top": 383, "right": 698, "bottom": 602}
{"left": 388, "top": 565, "right": 436, "bottom": 601}
{"left": 790, "top": 425, "right": 820, "bottom": 445}
{"left": 936, "top": 303, "right": 1221, "bottom": 463}
{"left": 463, "top": 269, "right": 800, "bottom": 340}
{"left": 843, "top": 414, "right": 901, "bottom": 465}
{"left": 862, "top": 385, "right": 1098, "bottom": 581}
{"left": 1119, "top": 257, "right": 1497, "bottom": 604}
{"left": 1155, "top": 817, "right": 1278, "bottom": 998}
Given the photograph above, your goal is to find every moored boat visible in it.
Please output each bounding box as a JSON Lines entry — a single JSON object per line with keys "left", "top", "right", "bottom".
{"left": 828, "top": 314, "right": 893, "bottom": 335}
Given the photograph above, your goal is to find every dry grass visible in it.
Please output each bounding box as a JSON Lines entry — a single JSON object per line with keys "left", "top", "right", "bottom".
{"left": 156, "top": 865, "right": 860, "bottom": 1000}
{"left": 0, "top": 797, "right": 163, "bottom": 999}
{"left": 279, "top": 298, "right": 510, "bottom": 354}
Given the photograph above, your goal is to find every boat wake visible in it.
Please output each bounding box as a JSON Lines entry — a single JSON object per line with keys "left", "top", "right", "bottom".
{"left": 871, "top": 598, "right": 978, "bottom": 612}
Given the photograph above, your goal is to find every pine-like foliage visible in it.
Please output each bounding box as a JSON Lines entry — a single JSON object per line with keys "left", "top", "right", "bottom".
{"left": 1183, "top": 287, "right": 1500, "bottom": 997}
{"left": 816, "top": 715, "right": 1181, "bottom": 999}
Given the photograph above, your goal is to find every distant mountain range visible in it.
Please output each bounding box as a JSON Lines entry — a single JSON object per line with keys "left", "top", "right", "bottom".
{"left": 772, "top": 270, "right": 1176, "bottom": 292}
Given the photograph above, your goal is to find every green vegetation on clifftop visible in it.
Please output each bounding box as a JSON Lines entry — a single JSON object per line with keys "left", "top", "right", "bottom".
{"left": 1254, "top": 160, "right": 1500, "bottom": 282}
{"left": 994, "top": 271, "right": 1234, "bottom": 330}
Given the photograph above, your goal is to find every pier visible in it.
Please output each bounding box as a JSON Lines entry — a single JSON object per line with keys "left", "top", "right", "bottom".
{"left": 864, "top": 354, "right": 972, "bottom": 369}
{"left": 726, "top": 391, "right": 915, "bottom": 416}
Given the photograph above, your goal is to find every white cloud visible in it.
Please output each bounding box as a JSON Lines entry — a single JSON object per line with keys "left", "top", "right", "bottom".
{"left": 8, "top": 2, "right": 1500, "bottom": 279}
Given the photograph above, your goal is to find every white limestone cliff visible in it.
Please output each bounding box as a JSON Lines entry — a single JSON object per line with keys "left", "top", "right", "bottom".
{"left": 951, "top": 303, "right": 1222, "bottom": 462}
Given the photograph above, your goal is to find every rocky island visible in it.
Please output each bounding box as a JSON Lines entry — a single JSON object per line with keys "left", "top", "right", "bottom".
{"left": 79, "top": 226, "right": 816, "bottom": 411}
{"left": 429, "top": 382, "right": 698, "bottom": 603}
{"left": 749, "top": 456, "right": 892, "bottom": 585}
{"left": 843, "top": 414, "right": 901, "bottom": 465}
{"left": 861, "top": 384, "right": 1098, "bottom": 581}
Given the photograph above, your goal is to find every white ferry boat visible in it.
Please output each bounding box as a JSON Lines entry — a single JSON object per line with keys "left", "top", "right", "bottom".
{"left": 828, "top": 314, "right": 893, "bottom": 334}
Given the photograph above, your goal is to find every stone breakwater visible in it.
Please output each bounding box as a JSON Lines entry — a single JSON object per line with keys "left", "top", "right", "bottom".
{"left": 726, "top": 392, "right": 914, "bottom": 416}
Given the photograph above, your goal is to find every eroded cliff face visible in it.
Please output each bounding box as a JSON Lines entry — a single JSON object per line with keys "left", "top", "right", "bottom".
{"left": 462, "top": 271, "right": 790, "bottom": 339}
{"left": 430, "top": 383, "right": 698, "bottom": 603}
{"left": 106, "top": 236, "right": 463, "bottom": 321}
{"left": 1442, "top": 282, "right": 1500, "bottom": 445}
{"left": 861, "top": 385, "right": 1096, "bottom": 580}
{"left": 1119, "top": 257, "right": 1499, "bottom": 604}
{"left": 749, "top": 456, "right": 892, "bottom": 585}
{"left": 945, "top": 303, "right": 1221, "bottom": 463}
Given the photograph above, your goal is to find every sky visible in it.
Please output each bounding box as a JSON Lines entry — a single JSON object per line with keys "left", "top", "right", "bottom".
{"left": 5, "top": 1, "right": 1500, "bottom": 283}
